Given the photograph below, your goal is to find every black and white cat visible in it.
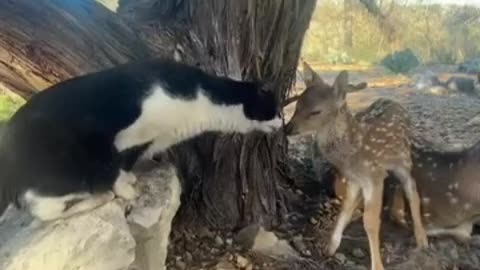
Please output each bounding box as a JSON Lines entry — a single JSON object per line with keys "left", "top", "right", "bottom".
{"left": 0, "top": 58, "right": 281, "bottom": 221}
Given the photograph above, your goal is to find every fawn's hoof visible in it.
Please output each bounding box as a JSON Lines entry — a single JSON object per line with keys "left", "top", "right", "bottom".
{"left": 326, "top": 239, "right": 341, "bottom": 256}
{"left": 416, "top": 235, "right": 429, "bottom": 249}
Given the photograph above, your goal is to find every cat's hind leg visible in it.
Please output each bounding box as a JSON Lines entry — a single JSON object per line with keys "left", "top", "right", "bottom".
{"left": 24, "top": 190, "right": 115, "bottom": 221}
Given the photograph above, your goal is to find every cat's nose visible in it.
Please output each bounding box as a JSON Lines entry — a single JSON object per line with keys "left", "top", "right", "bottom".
{"left": 284, "top": 122, "right": 294, "bottom": 135}
{"left": 268, "top": 117, "right": 282, "bottom": 129}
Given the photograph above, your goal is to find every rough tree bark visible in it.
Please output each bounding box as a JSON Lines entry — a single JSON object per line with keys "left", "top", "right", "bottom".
{"left": 0, "top": 0, "right": 316, "bottom": 231}
{"left": 0, "top": 0, "right": 153, "bottom": 99}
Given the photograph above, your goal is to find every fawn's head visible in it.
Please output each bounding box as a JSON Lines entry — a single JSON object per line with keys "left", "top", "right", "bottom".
{"left": 285, "top": 62, "right": 365, "bottom": 136}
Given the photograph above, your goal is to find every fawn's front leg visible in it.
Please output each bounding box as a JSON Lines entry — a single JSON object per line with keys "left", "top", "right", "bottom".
{"left": 327, "top": 180, "right": 361, "bottom": 255}
{"left": 362, "top": 179, "right": 385, "bottom": 270}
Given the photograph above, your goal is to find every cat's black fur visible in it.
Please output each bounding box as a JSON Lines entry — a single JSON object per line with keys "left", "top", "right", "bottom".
{"left": 0, "top": 58, "right": 279, "bottom": 219}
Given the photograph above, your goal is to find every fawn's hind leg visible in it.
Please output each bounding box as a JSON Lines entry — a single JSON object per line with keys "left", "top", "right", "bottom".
{"left": 25, "top": 191, "right": 115, "bottom": 221}
{"left": 362, "top": 179, "right": 385, "bottom": 270}
{"left": 327, "top": 180, "right": 361, "bottom": 255}
{"left": 392, "top": 168, "right": 429, "bottom": 248}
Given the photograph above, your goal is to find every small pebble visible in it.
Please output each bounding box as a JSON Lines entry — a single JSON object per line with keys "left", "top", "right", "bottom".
{"left": 175, "top": 258, "right": 186, "bottom": 270}
{"left": 352, "top": 248, "right": 366, "bottom": 258}
{"left": 236, "top": 255, "right": 250, "bottom": 268}
{"left": 335, "top": 253, "right": 347, "bottom": 264}
{"left": 292, "top": 235, "right": 309, "bottom": 255}
{"left": 184, "top": 251, "right": 193, "bottom": 262}
{"left": 215, "top": 235, "right": 224, "bottom": 246}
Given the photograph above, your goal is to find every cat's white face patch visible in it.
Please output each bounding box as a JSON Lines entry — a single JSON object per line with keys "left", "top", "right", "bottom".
{"left": 114, "top": 85, "right": 281, "bottom": 155}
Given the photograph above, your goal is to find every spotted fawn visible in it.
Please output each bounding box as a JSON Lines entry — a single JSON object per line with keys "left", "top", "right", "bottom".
{"left": 285, "top": 62, "right": 428, "bottom": 270}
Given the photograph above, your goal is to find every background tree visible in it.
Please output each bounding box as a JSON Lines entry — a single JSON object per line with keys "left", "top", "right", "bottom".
{"left": 344, "top": 0, "right": 354, "bottom": 50}
{"left": 0, "top": 0, "right": 316, "bottom": 230}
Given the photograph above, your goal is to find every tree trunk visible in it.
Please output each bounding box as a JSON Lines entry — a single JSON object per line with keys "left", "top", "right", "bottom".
{"left": 118, "top": 0, "right": 317, "bottom": 230}
{"left": 0, "top": 0, "right": 316, "bottom": 231}
{"left": 0, "top": 0, "right": 155, "bottom": 99}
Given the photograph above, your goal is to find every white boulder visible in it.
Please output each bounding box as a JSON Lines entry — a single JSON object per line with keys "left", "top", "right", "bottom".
{"left": 0, "top": 160, "right": 181, "bottom": 270}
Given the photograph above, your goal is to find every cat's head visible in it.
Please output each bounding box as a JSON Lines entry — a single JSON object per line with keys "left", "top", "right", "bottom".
{"left": 195, "top": 75, "right": 282, "bottom": 135}
{"left": 238, "top": 81, "right": 282, "bottom": 133}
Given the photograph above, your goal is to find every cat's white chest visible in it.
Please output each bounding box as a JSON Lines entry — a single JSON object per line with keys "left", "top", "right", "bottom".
{"left": 114, "top": 85, "right": 250, "bottom": 157}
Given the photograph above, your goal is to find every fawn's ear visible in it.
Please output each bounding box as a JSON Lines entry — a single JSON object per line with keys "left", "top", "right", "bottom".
{"left": 333, "top": 70, "right": 349, "bottom": 106}
{"left": 303, "top": 61, "right": 327, "bottom": 88}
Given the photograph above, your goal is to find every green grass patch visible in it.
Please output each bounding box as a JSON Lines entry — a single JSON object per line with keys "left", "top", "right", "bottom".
{"left": 0, "top": 94, "right": 24, "bottom": 121}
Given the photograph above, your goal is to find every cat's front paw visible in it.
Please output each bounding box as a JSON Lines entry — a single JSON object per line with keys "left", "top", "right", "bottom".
{"left": 113, "top": 171, "right": 138, "bottom": 200}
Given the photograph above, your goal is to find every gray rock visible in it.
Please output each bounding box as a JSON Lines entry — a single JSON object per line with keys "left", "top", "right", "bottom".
{"left": 0, "top": 161, "right": 182, "bottom": 270}
{"left": 234, "top": 223, "right": 260, "bottom": 249}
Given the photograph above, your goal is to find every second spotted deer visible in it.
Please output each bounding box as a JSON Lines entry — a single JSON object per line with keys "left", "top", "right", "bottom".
{"left": 285, "top": 63, "right": 428, "bottom": 270}
{"left": 386, "top": 140, "right": 480, "bottom": 242}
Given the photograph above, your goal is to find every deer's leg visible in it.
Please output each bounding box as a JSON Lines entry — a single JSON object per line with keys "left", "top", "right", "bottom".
{"left": 362, "top": 180, "right": 385, "bottom": 270}
{"left": 327, "top": 180, "right": 361, "bottom": 256}
{"left": 393, "top": 168, "right": 429, "bottom": 248}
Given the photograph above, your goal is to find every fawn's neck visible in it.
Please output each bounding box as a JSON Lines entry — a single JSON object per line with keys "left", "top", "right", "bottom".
{"left": 315, "top": 108, "right": 364, "bottom": 168}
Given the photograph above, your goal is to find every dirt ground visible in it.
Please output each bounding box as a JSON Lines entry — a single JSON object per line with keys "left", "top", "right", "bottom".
{"left": 166, "top": 64, "right": 480, "bottom": 270}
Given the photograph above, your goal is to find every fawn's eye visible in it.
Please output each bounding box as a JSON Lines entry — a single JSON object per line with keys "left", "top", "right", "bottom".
{"left": 309, "top": 110, "right": 322, "bottom": 116}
